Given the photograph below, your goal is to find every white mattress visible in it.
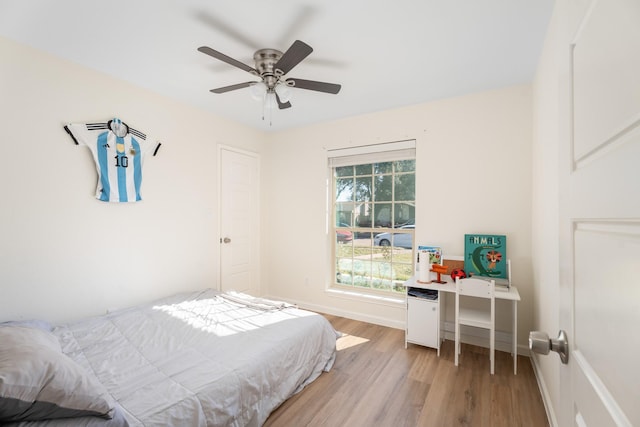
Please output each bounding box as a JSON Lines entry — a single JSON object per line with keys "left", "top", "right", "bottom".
{"left": 18, "top": 289, "right": 338, "bottom": 427}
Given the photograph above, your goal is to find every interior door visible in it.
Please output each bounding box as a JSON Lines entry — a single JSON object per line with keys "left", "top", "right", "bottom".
{"left": 559, "top": 0, "right": 640, "bottom": 425}
{"left": 219, "top": 147, "right": 260, "bottom": 295}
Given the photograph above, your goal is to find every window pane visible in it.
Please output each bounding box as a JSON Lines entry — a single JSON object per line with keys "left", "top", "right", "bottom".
{"left": 336, "top": 227, "right": 353, "bottom": 244}
{"left": 355, "top": 231, "right": 372, "bottom": 241}
{"left": 372, "top": 261, "right": 393, "bottom": 280}
{"left": 374, "top": 175, "right": 392, "bottom": 201}
{"left": 336, "top": 216, "right": 352, "bottom": 227}
{"left": 336, "top": 203, "right": 354, "bottom": 226}
{"left": 373, "top": 245, "right": 388, "bottom": 258}
{"left": 355, "top": 202, "right": 372, "bottom": 228}
{"left": 336, "top": 258, "right": 353, "bottom": 285}
{"left": 355, "top": 164, "right": 372, "bottom": 176}
{"left": 372, "top": 261, "right": 393, "bottom": 290}
{"left": 394, "top": 159, "right": 415, "bottom": 173}
{"left": 390, "top": 231, "right": 413, "bottom": 249}
{"left": 374, "top": 162, "right": 392, "bottom": 174}
{"left": 394, "top": 263, "right": 414, "bottom": 290}
{"left": 336, "top": 241, "right": 353, "bottom": 257}
{"left": 335, "top": 166, "right": 354, "bottom": 177}
{"left": 394, "top": 203, "right": 414, "bottom": 226}
{"left": 374, "top": 203, "right": 392, "bottom": 227}
{"left": 354, "top": 244, "right": 373, "bottom": 257}
{"left": 394, "top": 174, "right": 415, "bottom": 201}
{"left": 355, "top": 176, "right": 372, "bottom": 202}
{"left": 352, "top": 257, "right": 372, "bottom": 288}
{"left": 336, "top": 178, "right": 354, "bottom": 202}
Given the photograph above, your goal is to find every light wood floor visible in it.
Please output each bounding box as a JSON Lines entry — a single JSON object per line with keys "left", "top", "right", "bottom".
{"left": 264, "top": 314, "right": 548, "bottom": 427}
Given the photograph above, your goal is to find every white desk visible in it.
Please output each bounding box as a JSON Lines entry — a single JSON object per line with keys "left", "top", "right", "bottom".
{"left": 404, "top": 275, "right": 521, "bottom": 374}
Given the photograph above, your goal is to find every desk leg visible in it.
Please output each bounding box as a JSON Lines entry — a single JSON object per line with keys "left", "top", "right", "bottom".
{"left": 513, "top": 299, "right": 518, "bottom": 375}
{"left": 437, "top": 291, "right": 443, "bottom": 357}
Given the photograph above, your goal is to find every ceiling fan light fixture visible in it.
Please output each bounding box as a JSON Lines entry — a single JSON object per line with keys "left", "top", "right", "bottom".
{"left": 274, "top": 82, "right": 292, "bottom": 103}
{"left": 265, "top": 92, "right": 278, "bottom": 110}
{"left": 250, "top": 82, "right": 267, "bottom": 100}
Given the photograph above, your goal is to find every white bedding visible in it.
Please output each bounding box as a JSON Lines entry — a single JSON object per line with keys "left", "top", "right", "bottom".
{"left": 13, "top": 289, "right": 337, "bottom": 427}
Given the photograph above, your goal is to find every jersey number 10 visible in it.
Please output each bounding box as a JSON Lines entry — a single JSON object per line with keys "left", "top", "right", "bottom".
{"left": 114, "top": 155, "right": 129, "bottom": 168}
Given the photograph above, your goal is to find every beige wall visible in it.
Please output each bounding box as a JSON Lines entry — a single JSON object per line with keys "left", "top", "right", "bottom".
{"left": 0, "top": 36, "right": 536, "bottom": 356}
{"left": 0, "top": 37, "right": 264, "bottom": 323}
{"left": 262, "top": 85, "right": 534, "bottom": 348}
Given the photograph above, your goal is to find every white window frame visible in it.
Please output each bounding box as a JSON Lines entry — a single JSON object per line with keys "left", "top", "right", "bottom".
{"left": 327, "top": 140, "right": 416, "bottom": 297}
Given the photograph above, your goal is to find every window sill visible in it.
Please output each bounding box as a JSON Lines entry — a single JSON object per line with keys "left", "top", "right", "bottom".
{"left": 325, "top": 287, "right": 405, "bottom": 307}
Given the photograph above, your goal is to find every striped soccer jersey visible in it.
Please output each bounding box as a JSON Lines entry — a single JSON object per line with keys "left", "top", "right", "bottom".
{"left": 65, "top": 118, "right": 160, "bottom": 202}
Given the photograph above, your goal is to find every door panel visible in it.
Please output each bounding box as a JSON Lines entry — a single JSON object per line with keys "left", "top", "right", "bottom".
{"left": 572, "top": 222, "right": 640, "bottom": 425}
{"left": 560, "top": 0, "right": 640, "bottom": 425}
{"left": 572, "top": 0, "right": 640, "bottom": 163}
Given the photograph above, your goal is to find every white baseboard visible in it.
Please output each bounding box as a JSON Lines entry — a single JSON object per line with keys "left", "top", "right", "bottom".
{"left": 529, "top": 352, "right": 558, "bottom": 427}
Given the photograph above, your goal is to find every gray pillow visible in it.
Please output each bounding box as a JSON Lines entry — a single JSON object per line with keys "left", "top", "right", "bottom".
{"left": 0, "top": 326, "right": 116, "bottom": 422}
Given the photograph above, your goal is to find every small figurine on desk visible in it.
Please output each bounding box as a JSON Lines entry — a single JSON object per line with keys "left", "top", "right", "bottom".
{"left": 451, "top": 268, "right": 467, "bottom": 282}
{"left": 430, "top": 264, "right": 447, "bottom": 284}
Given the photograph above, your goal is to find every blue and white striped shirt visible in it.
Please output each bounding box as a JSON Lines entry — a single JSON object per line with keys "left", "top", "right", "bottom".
{"left": 65, "top": 118, "right": 160, "bottom": 202}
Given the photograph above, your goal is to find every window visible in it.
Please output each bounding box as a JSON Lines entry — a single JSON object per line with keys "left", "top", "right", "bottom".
{"left": 329, "top": 141, "right": 416, "bottom": 294}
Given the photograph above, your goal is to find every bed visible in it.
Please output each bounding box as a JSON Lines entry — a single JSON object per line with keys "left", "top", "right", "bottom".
{"left": 0, "top": 289, "right": 338, "bottom": 426}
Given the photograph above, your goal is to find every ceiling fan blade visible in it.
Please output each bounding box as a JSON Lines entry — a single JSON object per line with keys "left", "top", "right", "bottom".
{"left": 275, "top": 93, "right": 292, "bottom": 109}
{"left": 210, "top": 81, "right": 255, "bottom": 94}
{"left": 198, "top": 46, "right": 258, "bottom": 75}
{"left": 287, "top": 78, "right": 341, "bottom": 94}
{"left": 274, "top": 40, "right": 313, "bottom": 76}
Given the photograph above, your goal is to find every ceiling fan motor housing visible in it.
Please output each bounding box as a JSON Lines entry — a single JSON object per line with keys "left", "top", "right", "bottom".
{"left": 254, "top": 49, "right": 283, "bottom": 89}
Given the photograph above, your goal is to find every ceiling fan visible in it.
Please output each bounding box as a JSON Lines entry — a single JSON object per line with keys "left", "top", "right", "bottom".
{"left": 197, "top": 40, "right": 341, "bottom": 110}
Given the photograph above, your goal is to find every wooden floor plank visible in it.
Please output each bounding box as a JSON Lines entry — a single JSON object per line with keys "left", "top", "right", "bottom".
{"left": 264, "top": 314, "right": 548, "bottom": 427}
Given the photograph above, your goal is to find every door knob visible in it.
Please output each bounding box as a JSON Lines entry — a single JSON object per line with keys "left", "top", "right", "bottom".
{"left": 529, "top": 330, "right": 569, "bottom": 364}
{"left": 222, "top": 237, "right": 231, "bottom": 244}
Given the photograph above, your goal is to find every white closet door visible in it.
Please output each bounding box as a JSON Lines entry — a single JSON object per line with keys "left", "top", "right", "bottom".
{"left": 219, "top": 147, "right": 260, "bottom": 296}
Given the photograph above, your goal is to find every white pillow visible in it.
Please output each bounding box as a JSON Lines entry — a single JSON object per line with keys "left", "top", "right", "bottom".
{"left": 0, "top": 325, "right": 116, "bottom": 422}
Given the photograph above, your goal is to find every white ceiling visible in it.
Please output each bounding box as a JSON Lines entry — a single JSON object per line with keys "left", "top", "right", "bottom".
{"left": 0, "top": 0, "right": 554, "bottom": 132}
